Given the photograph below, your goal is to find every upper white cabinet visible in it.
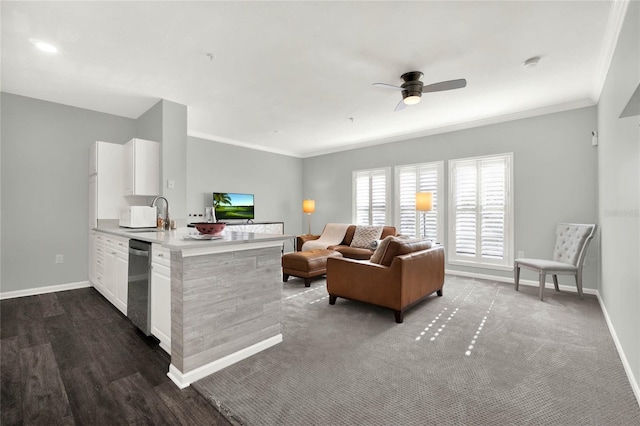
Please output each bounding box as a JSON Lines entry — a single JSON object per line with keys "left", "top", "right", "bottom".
{"left": 89, "top": 141, "right": 126, "bottom": 227}
{"left": 123, "top": 138, "right": 160, "bottom": 196}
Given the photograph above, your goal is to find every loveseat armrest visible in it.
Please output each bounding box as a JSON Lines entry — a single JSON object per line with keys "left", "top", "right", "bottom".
{"left": 296, "top": 234, "right": 321, "bottom": 251}
{"left": 326, "top": 257, "right": 399, "bottom": 306}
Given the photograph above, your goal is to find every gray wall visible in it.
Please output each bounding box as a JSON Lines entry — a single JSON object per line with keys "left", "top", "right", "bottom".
{"left": 0, "top": 93, "right": 136, "bottom": 292}
{"left": 302, "top": 107, "right": 599, "bottom": 287}
{"left": 597, "top": 1, "right": 640, "bottom": 392}
{"left": 161, "top": 101, "right": 188, "bottom": 224}
{"left": 136, "top": 99, "right": 188, "bottom": 224}
{"left": 186, "top": 136, "right": 303, "bottom": 239}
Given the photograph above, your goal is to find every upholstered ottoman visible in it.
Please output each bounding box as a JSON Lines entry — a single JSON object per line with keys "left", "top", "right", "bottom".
{"left": 282, "top": 249, "right": 343, "bottom": 287}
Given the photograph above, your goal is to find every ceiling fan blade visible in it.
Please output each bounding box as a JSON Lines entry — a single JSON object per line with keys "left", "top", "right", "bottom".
{"left": 373, "top": 83, "right": 405, "bottom": 91}
{"left": 394, "top": 99, "right": 407, "bottom": 112}
{"left": 422, "top": 79, "right": 467, "bottom": 93}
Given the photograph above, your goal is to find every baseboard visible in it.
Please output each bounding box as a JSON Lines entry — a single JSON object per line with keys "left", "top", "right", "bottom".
{"left": 596, "top": 292, "right": 640, "bottom": 407}
{"left": 0, "top": 280, "right": 92, "bottom": 300}
{"left": 167, "top": 334, "right": 283, "bottom": 388}
{"left": 444, "top": 269, "right": 598, "bottom": 295}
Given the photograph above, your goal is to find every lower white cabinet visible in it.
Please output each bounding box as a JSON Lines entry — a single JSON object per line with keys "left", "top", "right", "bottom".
{"left": 151, "top": 244, "right": 171, "bottom": 353}
{"left": 92, "top": 233, "right": 129, "bottom": 316}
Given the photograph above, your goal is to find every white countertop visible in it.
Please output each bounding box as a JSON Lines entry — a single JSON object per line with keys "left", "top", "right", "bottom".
{"left": 94, "top": 223, "right": 292, "bottom": 250}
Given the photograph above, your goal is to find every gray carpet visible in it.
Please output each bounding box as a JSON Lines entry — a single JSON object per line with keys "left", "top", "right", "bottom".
{"left": 192, "top": 275, "right": 640, "bottom": 425}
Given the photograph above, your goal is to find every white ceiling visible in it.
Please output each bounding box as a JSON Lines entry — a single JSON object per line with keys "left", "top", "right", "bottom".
{"left": 1, "top": 1, "right": 624, "bottom": 157}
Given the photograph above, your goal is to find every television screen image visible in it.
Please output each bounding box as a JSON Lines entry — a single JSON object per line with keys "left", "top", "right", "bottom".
{"left": 213, "top": 192, "right": 255, "bottom": 220}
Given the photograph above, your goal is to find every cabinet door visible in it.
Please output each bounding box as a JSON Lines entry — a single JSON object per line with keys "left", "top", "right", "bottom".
{"left": 88, "top": 233, "right": 96, "bottom": 284}
{"left": 151, "top": 262, "right": 171, "bottom": 353}
{"left": 89, "top": 175, "right": 97, "bottom": 228}
{"left": 94, "top": 237, "right": 106, "bottom": 292}
{"left": 114, "top": 251, "right": 129, "bottom": 316}
{"left": 104, "top": 249, "right": 117, "bottom": 300}
{"left": 124, "top": 138, "right": 160, "bottom": 196}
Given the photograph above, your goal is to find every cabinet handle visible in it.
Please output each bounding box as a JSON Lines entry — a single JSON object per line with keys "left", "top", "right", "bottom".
{"left": 158, "top": 253, "right": 164, "bottom": 257}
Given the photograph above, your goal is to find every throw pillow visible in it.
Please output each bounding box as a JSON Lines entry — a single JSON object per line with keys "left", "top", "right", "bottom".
{"left": 370, "top": 235, "right": 396, "bottom": 264}
{"left": 350, "top": 226, "right": 383, "bottom": 249}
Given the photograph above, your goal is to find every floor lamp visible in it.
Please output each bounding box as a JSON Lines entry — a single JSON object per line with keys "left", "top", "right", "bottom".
{"left": 303, "top": 199, "right": 315, "bottom": 235}
{"left": 415, "top": 192, "right": 433, "bottom": 239}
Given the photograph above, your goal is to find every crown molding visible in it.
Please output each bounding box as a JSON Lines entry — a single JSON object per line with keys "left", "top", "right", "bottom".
{"left": 187, "top": 130, "right": 301, "bottom": 158}
{"left": 299, "top": 98, "right": 596, "bottom": 158}
{"left": 591, "top": 0, "right": 630, "bottom": 103}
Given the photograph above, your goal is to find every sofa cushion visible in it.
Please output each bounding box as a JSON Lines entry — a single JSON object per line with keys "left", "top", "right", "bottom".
{"left": 379, "top": 238, "right": 433, "bottom": 267}
{"left": 350, "top": 226, "right": 383, "bottom": 248}
{"left": 370, "top": 235, "right": 395, "bottom": 264}
{"left": 329, "top": 245, "right": 375, "bottom": 260}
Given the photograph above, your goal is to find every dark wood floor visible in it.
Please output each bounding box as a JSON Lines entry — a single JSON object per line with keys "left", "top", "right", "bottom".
{"left": 1, "top": 287, "right": 232, "bottom": 425}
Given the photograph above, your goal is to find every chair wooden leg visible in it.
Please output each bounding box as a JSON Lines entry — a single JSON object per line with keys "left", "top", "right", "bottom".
{"left": 539, "top": 272, "right": 546, "bottom": 301}
{"left": 283, "top": 273, "right": 289, "bottom": 282}
{"left": 514, "top": 264, "right": 521, "bottom": 291}
{"left": 329, "top": 295, "right": 337, "bottom": 305}
{"left": 575, "top": 271, "right": 584, "bottom": 299}
{"left": 394, "top": 310, "right": 404, "bottom": 323}
{"left": 553, "top": 275, "right": 559, "bottom": 291}
{"left": 304, "top": 278, "right": 311, "bottom": 287}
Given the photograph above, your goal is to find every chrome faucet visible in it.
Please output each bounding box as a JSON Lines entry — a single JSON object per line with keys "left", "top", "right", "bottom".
{"left": 151, "top": 196, "right": 170, "bottom": 229}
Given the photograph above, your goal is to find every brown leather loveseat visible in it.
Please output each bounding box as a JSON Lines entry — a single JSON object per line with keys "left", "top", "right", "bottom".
{"left": 297, "top": 225, "right": 397, "bottom": 260}
{"left": 326, "top": 237, "right": 445, "bottom": 323}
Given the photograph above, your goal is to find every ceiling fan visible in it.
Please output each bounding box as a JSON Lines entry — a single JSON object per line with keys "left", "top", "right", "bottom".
{"left": 373, "top": 71, "right": 467, "bottom": 111}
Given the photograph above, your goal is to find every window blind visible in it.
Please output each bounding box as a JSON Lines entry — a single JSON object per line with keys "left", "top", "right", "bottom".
{"left": 449, "top": 154, "right": 512, "bottom": 269}
{"left": 396, "top": 162, "right": 441, "bottom": 240}
{"left": 353, "top": 168, "right": 389, "bottom": 226}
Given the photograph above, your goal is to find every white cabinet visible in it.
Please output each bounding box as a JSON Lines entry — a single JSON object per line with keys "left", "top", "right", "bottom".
{"left": 89, "top": 141, "right": 126, "bottom": 227}
{"left": 123, "top": 138, "right": 160, "bottom": 197}
{"left": 93, "top": 233, "right": 106, "bottom": 292}
{"left": 93, "top": 234, "right": 129, "bottom": 316}
{"left": 112, "top": 237, "right": 129, "bottom": 315}
{"left": 151, "top": 243, "right": 171, "bottom": 353}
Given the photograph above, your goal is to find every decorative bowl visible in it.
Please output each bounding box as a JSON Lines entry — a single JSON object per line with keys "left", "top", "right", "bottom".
{"left": 193, "top": 222, "right": 226, "bottom": 235}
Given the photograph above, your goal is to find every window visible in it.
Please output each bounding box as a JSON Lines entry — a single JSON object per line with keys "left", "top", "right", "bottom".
{"left": 395, "top": 161, "right": 444, "bottom": 241}
{"left": 352, "top": 168, "right": 390, "bottom": 226}
{"left": 448, "top": 153, "right": 513, "bottom": 270}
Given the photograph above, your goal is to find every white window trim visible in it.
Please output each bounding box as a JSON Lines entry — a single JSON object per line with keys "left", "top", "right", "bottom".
{"left": 447, "top": 153, "right": 514, "bottom": 271}
{"left": 352, "top": 167, "right": 391, "bottom": 226}
{"left": 394, "top": 161, "right": 444, "bottom": 242}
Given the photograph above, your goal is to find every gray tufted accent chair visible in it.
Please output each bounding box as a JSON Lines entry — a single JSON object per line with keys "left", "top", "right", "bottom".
{"left": 514, "top": 223, "right": 597, "bottom": 301}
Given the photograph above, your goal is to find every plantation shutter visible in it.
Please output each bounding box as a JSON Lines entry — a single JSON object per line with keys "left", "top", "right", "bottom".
{"left": 449, "top": 154, "right": 512, "bottom": 269}
{"left": 398, "top": 167, "right": 417, "bottom": 236}
{"left": 480, "top": 158, "right": 506, "bottom": 259}
{"left": 354, "top": 169, "right": 389, "bottom": 226}
{"left": 397, "top": 163, "right": 441, "bottom": 240}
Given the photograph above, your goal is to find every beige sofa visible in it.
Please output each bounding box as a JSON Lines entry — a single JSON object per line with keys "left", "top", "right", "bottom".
{"left": 296, "top": 225, "right": 397, "bottom": 260}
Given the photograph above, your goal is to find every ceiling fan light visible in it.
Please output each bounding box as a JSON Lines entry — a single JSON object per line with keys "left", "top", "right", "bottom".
{"left": 403, "top": 95, "right": 421, "bottom": 105}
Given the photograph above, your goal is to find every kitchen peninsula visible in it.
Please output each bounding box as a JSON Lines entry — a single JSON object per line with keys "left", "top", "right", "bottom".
{"left": 95, "top": 225, "right": 291, "bottom": 388}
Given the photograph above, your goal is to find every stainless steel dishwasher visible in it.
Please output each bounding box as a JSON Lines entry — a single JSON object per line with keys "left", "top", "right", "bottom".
{"left": 127, "top": 239, "right": 152, "bottom": 335}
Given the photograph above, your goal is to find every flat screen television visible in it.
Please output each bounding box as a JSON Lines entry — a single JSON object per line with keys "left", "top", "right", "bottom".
{"left": 213, "top": 192, "right": 255, "bottom": 221}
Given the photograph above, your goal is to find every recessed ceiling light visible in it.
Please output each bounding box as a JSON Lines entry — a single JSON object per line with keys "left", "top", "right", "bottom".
{"left": 523, "top": 56, "right": 540, "bottom": 68}
{"left": 30, "top": 39, "right": 58, "bottom": 53}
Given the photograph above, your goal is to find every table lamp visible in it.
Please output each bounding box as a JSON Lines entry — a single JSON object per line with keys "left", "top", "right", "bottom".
{"left": 415, "top": 192, "right": 433, "bottom": 239}
{"left": 303, "top": 199, "right": 315, "bottom": 235}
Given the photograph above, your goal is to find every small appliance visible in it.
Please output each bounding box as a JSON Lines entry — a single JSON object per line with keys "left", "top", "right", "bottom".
{"left": 119, "top": 206, "right": 157, "bottom": 228}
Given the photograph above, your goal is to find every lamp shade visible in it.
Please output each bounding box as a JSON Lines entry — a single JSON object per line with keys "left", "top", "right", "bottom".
{"left": 303, "top": 199, "right": 316, "bottom": 214}
{"left": 416, "top": 192, "right": 433, "bottom": 211}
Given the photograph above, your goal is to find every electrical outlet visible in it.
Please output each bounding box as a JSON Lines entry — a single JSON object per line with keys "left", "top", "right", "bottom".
{"left": 517, "top": 251, "right": 524, "bottom": 259}
{"left": 56, "top": 254, "right": 64, "bottom": 264}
